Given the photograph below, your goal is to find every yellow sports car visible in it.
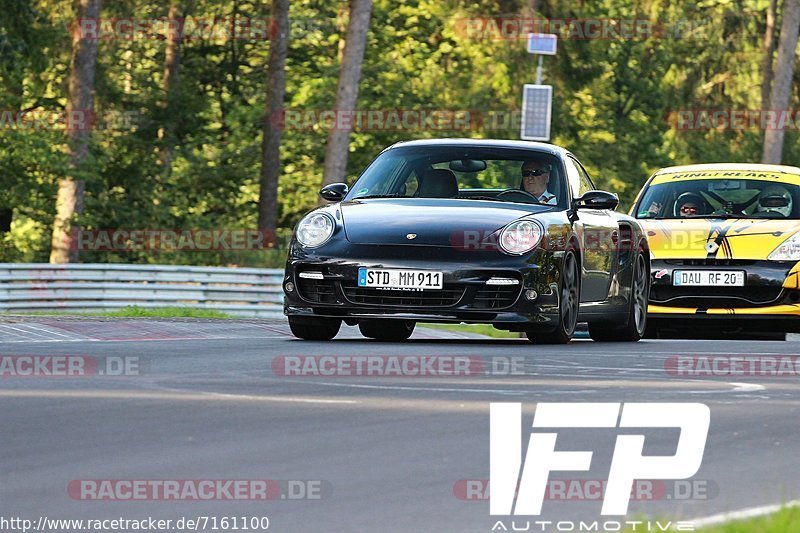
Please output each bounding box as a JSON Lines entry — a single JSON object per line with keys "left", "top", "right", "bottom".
{"left": 631, "top": 163, "right": 800, "bottom": 340}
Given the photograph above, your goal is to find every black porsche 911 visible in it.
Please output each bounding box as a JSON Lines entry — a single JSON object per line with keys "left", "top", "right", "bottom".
{"left": 282, "top": 139, "right": 651, "bottom": 343}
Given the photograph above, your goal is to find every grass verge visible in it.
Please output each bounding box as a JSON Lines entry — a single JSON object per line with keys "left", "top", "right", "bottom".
{"left": 694, "top": 505, "right": 800, "bottom": 532}
{"left": 7, "top": 306, "right": 232, "bottom": 319}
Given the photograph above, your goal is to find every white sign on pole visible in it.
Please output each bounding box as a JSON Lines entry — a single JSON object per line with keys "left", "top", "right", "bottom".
{"left": 520, "top": 84, "right": 552, "bottom": 141}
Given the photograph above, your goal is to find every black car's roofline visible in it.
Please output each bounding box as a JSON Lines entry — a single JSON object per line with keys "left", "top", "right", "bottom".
{"left": 381, "top": 138, "right": 567, "bottom": 157}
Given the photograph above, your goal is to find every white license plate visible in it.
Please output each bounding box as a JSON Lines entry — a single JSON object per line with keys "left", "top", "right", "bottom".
{"left": 357, "top": 268, "right": 443, "bottom": 290}
{"left": 673, "top": 270, "right": 745, "bottom": 287}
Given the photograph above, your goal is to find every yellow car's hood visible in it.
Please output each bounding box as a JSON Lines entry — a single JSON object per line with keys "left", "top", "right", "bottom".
{"left": 640, "top": 218, "right": 800, "bottom": 260}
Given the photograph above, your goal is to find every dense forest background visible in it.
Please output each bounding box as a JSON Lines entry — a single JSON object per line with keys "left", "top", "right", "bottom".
{"left": 1, "top": 0, "right": 797, "bottom": 266}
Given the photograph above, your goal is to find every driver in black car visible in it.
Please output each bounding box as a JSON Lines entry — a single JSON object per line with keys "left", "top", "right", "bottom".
{"left": 521, "top": 160, "right": 557, "bottom": 205}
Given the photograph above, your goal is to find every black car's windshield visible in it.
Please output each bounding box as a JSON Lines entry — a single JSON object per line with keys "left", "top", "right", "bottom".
{"left": 635, "top": 175, "right": 800, "bottom": 220}
{"left": 345, "top": 146, "right": 567, "bottom": 207}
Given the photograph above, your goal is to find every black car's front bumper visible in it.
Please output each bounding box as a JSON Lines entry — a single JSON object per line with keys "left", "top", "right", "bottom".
{"left": 283, "top": 243, "right": 565, "bottom": 329}
{"left": 648, "top": 258, "right": 800, "bottom": 331}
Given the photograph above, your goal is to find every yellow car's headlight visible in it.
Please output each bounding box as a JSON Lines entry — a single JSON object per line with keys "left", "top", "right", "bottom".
{"left": 769, "top": 233, "right": 800, "bottom": 261}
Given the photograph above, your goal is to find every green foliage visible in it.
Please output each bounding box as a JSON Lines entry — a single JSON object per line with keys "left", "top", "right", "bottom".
{"left": 0, "top": 0, "right": 792, "bottom": 264}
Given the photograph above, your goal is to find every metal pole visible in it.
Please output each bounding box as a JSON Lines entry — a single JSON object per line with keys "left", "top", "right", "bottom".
{"left": 535, "top": 55, "right": 543, "bottom": 85}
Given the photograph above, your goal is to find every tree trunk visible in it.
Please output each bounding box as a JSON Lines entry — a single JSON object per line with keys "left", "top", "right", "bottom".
{"left": 257, "top": 0, "right": 290, "bottom": 236}
{"left": 760, "top": 0, "right": 778, "bottom": 110}
{"left": 320, "top": 0, "right": 373, "bottom": 197}
{"left": 50, "top": 0, "right": 100, "bottom": 264}
{"left": 157, "top": 1, "right": 184, "bottom": 178}
{"left": 763, "top": 0, "right": 800, "bottom": 164}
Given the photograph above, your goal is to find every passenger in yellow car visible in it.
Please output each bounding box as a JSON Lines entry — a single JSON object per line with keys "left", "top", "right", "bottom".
{"left": 755, "top": 185, "right": 793, "bottom": 218}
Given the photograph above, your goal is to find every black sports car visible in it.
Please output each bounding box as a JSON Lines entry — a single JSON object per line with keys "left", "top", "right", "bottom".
{"left": 283, "top": 139, "right": 650, "bottom": 343}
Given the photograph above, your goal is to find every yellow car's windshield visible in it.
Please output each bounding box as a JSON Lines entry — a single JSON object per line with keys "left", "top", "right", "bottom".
{"left": 635, "top": 178, "right": 800, "bottom": 220}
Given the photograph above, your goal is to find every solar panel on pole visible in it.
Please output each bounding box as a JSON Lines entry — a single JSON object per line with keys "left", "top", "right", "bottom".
{"left": 520, "top": 84, "right": 552, "bottom": 141}
{"left": 526, "top": 33, "right": 558, "bottom": 55}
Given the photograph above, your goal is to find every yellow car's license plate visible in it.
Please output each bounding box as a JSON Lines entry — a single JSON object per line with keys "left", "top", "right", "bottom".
{"left": 672, "top": 270, "right": 745, "bottom": 286}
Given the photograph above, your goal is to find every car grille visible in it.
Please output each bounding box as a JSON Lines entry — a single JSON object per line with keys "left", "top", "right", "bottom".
{"left": 341, "top": 283, "right": 465, "bottom": 307}
{"left": 472, "top": 285, "right": 521, "bottom": 309}
{"left": 650, "top": 285, "right": 784, "bottom": 308}
{"left": 297, "top": 279, "right": 339, "bottom": 304}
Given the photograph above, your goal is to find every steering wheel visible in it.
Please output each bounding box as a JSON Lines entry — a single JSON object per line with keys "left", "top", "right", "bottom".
{"left": 708, "top": 200, "right": 749, "bottom": 216}
{"left": 495, "top": 188, "right": 541, "bottom": 204}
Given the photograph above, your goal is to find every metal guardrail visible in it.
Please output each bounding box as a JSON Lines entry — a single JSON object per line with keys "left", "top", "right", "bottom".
{"left": 0, "top": 264, "right": 285, "bottom": 318}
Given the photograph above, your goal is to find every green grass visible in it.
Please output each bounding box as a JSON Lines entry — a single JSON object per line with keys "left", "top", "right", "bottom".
{"left": 419, "top": 322, "right": 521, "bottom": 338}
{"left": 696, "top": 506, "right": 800, "bottom": 532}
{"left": 98, "top": 306, "right": 232, "bottom": 318}
{"left": 7, "top": 306, "right": 233, "bottom": 319}
{"left": 619, "top": 506, "right": 800, "bottom": 533}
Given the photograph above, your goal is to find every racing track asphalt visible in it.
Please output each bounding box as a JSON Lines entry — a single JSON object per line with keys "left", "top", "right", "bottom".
{"left": 0, "top": 317, "right": 799, "bottom": 532}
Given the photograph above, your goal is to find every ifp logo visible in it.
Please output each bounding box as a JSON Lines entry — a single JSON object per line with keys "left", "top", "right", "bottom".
{"left": 490, "top": 403, "right": 710, "bottom": 516}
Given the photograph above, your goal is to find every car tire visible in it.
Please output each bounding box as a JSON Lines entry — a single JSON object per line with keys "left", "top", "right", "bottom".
{"left": 589, "top": 250, "right": 649, "bottom": 342}
{"left": 527, "top": 250, "right": 580, "bottom": 345}
{"left": 288, "top": 316, "right": 341, "bottom": 340}
{"left": 644, "top": 322, "right": 660, "bottom": 339}
{"left": 359, "top": 319, "right": 416, "bottom": 341}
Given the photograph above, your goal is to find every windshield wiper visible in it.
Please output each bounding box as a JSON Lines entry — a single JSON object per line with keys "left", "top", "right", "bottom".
{"left": 653, "top": 214, "right": 748, "bottom": 220}
{"left": 457, "top": 195, "right": 507, "bottom": 202}
{"left": 687, "top": 214, "right": 748, "bottom": 219}
{"left": 352, "top": 194, "right": 404, "bottom": 199}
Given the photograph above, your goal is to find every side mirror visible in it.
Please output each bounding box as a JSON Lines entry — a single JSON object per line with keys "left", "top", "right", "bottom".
{"left": 574, "top": 190, "right": 619, "bottom": 211}
{"left": 319, "top": 183, "right": 349, "bottom": 202}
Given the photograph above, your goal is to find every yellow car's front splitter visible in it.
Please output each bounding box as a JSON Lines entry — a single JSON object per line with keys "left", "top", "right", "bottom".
{"left": 649, "top": 304, "right": 800, "bottom": 316}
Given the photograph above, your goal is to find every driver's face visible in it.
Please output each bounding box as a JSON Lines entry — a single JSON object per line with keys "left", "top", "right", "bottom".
{"left": 522, "top": 162, "right": 550, "bottom": 197}
{"left": 679, "top": 202, "right": 699, "bottom": 217}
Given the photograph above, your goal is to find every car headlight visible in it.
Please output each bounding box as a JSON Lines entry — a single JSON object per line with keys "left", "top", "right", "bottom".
{"left": 769, "top": 232, "right": 800, "bottom": 260}
{"left": 296, "top": 212, "right": 335, "bottom": 248}
{"left": 498, "top": 219, "right": 544, "bottom": 255}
